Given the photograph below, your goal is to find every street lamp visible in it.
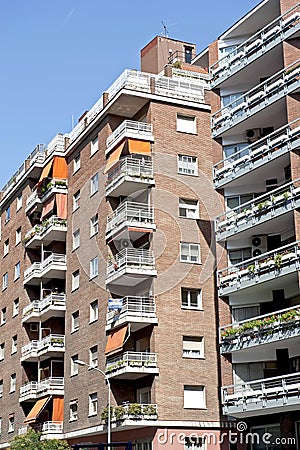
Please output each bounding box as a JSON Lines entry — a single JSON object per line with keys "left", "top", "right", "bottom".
{"left": 74, "top": 360, "right": 111, "bottom": 445}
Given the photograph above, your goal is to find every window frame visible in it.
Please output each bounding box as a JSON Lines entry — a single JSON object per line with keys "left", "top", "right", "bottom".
{"left": 4, "top": 239, "right": 9, "bottom": 257}
{"left": 73, "top": 154, "right": 81, "bottom": 174}
{"left": 182, "top": 336, "right": 204, "bottom": 359}
{"left": 90, "top": 256, "right": 99, "bottom": 279}
{"left": 179, "top": 198, "right": 199, "bottom": 219}
{"left": 183, "top": 385, "right": 206, "bottom": 409}
{"left": 89, "top": 345, "right": 98, "bottom": 368}
{"left": 90, "top": 300, "right": 99, "bottom": 323}
{"left": 88, "top": 392, "right": 98, "bottom": 416}
{"left": 72, "top": 229, "right": 80, "bottom": 250}
{"left": 90, "top": 137, "right": 98, "bottom": 156}
{"left": 15, "top": 227, "right": 21, "bottom": 246}
{"left": 73, "top": 191, "right": 80, "bottom": 211}
{"left": 16, "top": 194, "right": 22, "bottom": 211}
{"left": 71, "top": 311, "right": 79, "bottom": 333}
{"left": 69, "top": 400, "right": 78, "bottom": 422}
{"left": 11, "top": 335, "right": 17, "bottom": 355}
{"left": 178, "top": 154, "right": 198, "bottom": 176}
{"left": 2, "top": 272, "right": 8, "bottom": 290}
{"left": 71, "top": 354, "right": 79, "bottom": 376}
{"left": 90, "top": 173, "right": 99, "bottom": 196}
{"left": 9, "top": 373, "right": 16, "bottom": 393}
{"left": 181, "top": 288, "right": 202, "bottom": 310}
{"left": 177, "top": 114, "right": 196, "bottom": 134}
{"left": 71, "top": 270, "right": 80, "bottom": 292}
{"left": 180, "top": 242, "right": 201, "bottom": 264}
{"left": 90, "top": 214, "right": 99, "bottom": 237}
{"left": 14, "top": 262, "right": 20, "bottom": 281}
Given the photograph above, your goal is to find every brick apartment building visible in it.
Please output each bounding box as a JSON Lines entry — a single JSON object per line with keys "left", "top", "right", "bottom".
{"left": 1, "top": 0, "right": 300, "bottom": 449}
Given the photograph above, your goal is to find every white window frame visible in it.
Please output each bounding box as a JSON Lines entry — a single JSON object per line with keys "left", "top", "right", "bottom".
{"left": 183, "top": 336, "right": 204, "bottom": 359}
{"left": 1, "top": 308, "right": 6, "bottom": 325}
{"left": 179, "top": 198, "right": 199, "bottom": 219}
{"left": 71, "top": 270, "right": 79, "bottom": 291}
{"left": 16, "top": 194, "right": 22, "bottom": 211}
{"left": 73, "top": 191, "right": 80, "bottom": 211}
{"left": 89, "top": 345, "right": 98, "bottom": 368}
{"left": 0, "top": 343, "right": 4, "bottom": 361}
{"left": 73, "top": 154, "right": 81, "bottom": 173}
{"left": 71, "top": 355, "right": 79, "bottom": 376}
{"left": 12, "top": 299, "right": 19, "bottom": 317}
{"left": 90, "top": 173, "right": 99, "bottom": 196}
{"left": 11, "top": 336, "right": 17, "bottom": 354}
{"left": 8, "top": 415, "right": 14, "bottom": 433}
{"left": 90, "top": 256, "right": 99, "bottom": 279}
{"left": 184, "top": 385, "right": 206, "bottom": 409}
{"left": 90, "top": 300, "right": 98, "bottom": 323}
{"left": 180, "top": 242, "right": 201, "bottom": 264}
{"left": 177, "top": 114, "right": 196, "bottom": 134}
{"left": 0, "top": 380, "right": 3, "bottom": 398}
{"left": 89, "top": 392, "right": 98, "bottom": 416}
{"left": 9, "top": 374, "right": 16, "bottom": 393}
{"left": 72, "top": 229, "right": 80, "bottom": 250}
{"left": 69, "top": 400, "right": 78, "bottom": 421}
{"left": 14, "top": 262, "right": 20, "bottom": 281}
{"left": 181, "top": 288, "right": 202, "bottom": 310}
{"left": 71, "top": 311, "right": 79, "bottom": 332}
{"left": 91, "top": 137, "right": 98, "bottom": 156}
{"left": 2, "top": 273, "right": 8, "bottom": 290}
{"left": 178, "top": 154, "right": 198, "bottom": 176}
{"left": 90, "top": 214, "right": 99, "bottom": 237}
{"left": 5, "top": 207, "right": 10, "bottom": 223}
{"left": 4, "top": 239, "right": 9, "bottom": 257}
{"left": 15, "top": 227, "right": 21, "bottom": 246}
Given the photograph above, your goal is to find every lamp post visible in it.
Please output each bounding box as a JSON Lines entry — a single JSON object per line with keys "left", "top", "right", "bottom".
{"left": 74, "top": 360, "right": 111, "bottom": 445}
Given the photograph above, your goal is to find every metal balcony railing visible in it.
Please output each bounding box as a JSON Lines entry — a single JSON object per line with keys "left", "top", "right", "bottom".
{"left": 46, "top": 134, "right": 65, "bottom": 156}
{"left": 39, "top": 178, "right": 68, "bottom": 198}
{"left": 220, "top": 304, "right": 300, "bottom": 353}
{"left": 21, "top": 334, "right": 65, "bottom": 358}
{"left": 155, "top": 75, "right": 204, "bottom": 102}
{"left": 218, "top": 241, "right": 300, "bottom": 294}
{"left": 106, "top": 351, "right": 157, "bottom": 374}
{"left": 26, "top": 190, "right": 41, "bottom": 209}
{"left": 106, "top": 202, "right": 154, "bottom": 234}
{"left": 24, "top": 253, "right": 66, "bottom": 281}
{"left": 215, "top": 178, "right": 300, "bottom": 240}
{"left": 24, "top": 216, "right": 67, "bottom": 244}
{"left": 106, "top": 156, "right": 153, "bottom": 190}
{"left": 222, "top": 372, "right": 300, "bottom": 415}
{"left": 22, "top": 293, "right": 66, "bottom": 319}
{"left": 35, "top": 421, "right": 63, "bottom": 434}
{"left": 210, "top": 3, "right": 300, "bottom": 87}
{"left": 211, "top": 59, "right": 300, "bottom": 135}
{"left": 106, "top": 120, "right": 153, "bottom": 148}
{"left": 20, "top": 377, "right": 64, "bottom": 397}
{"left": 106, "top": 296, "right": 156, "bottom": 323}
{"left": 107, "top": 248, "right": 155, "bottom": 278}
{"left": 213, "top": 118, "right": 300, "bottom": 187}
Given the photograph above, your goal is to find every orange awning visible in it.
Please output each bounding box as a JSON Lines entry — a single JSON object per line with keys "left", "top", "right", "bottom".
{"left": 24, "top": 397, "right": 50, "bottom": 424}
{"left": 56, "top": 194, "right": 67, "bottom": 220}
{"left": 104, "top": 142, "right": 125, "bottom": 173}
{"left": 128, "top": 139, "right": 151, "bottom": 155}
{"left": 105, "top": 325, "right": 127, "bottom": 356}
{"left": 41, "top": 196, "right": 55, "bottom": 220}
{"left": 52, "top": 397, "right": 64, "bottom": 422}
{"left": 53, "top": 156, "right": 68, "bottom": 179}
{"left": 39, "top": 160, "right": 53, "bottom": 182}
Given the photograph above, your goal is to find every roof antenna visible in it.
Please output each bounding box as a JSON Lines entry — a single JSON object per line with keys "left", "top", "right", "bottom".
{"left": 161, "top": 21, "right": 169, "bottom": 37}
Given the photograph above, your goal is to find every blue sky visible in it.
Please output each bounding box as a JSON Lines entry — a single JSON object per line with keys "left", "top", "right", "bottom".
{"left": 0, "top": 0, "right": 257, "bottom": 188}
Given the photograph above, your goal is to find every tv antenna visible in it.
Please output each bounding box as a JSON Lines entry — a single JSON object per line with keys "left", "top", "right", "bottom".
{"left": 161, "top": 21, "right": 169, "bottom": 37}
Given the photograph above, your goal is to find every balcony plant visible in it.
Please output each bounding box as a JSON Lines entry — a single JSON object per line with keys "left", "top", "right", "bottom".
{"left": 101, "top": 406, "right": 114, "bottom": 423}
{"left": 127, "top": 403, "right": 142, "bottom": 417}
{"left": 143, "top": 404, "right": 157, "bottom": 417}
{"left": 274, "top": 253, "right": 282, "bottom": 268}
{"left": 50, "top": 337, "right": 64, "bottom": 345}
{"left": 114, "top": 405, "right": 126, "bottom": 421}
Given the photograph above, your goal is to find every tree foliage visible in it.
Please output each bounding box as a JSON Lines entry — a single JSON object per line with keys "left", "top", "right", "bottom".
{"left": 10, "top": 428, "right": 71, "bottom": 450}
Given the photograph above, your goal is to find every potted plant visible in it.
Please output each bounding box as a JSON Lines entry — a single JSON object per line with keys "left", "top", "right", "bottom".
{"left": 127, "top": 403, "right": 142, "bottom": 417}
{"left": 274, "top": 253, "right": 282, "bottom": 268}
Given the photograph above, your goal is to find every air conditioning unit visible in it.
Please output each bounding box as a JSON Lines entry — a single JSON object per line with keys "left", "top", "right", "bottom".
{"left": 119, "top": 239, "right": 133, "bottom": 250}
{"left": 246, "top": 128, "right": 261, "bottom": 141}
{"left": 251, "top": 235, "right": 267, "bottom": 257}
{"left": 29, "top": 323, "right": 39, "bottom": 332}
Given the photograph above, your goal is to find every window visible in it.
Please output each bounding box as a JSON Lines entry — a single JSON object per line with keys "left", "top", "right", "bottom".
{"left": 89, "top": 392, "right": 98, "bottom": 416}
{"left": 184, "top": 46, "right": 193, "bottom": 64}
{"left": 2, "top": 273, "right": 8, "bottom": 290}
{"left": 177, "top": 114, "right": 196, "bottom": 134}
{"left": 136, "top": 441, "right": 152, "bottom": 450}
{"left": 8, "top": 414, "right": 14, "bottom": 432}
{"left": 178, "top": 155, "right": 198, "bottom": 176}
{"left": 137, "top": 387, "right": 151, "bottom": 404}
{"left": 223, "top": 142, "right": 248, "bottom": 161}
{"left": 11, "top": 336, "right": 17, "bottom": 354}
{"left": 12, "top": 298, "right": 19, "bottom": 317}
{"left": 73, "top": 154, "right": 81, "bottom": 173}
{"left": 69, "top": 400, "right": 78, "bottom": 421}
{"left": 71, "top": 311, "right": 79, "bottom": 332}
{"left": 184, "top": 385, "right": 206, "bottom": 409}
{"left": 90, "top": 173, "right": 99, "bottom": 196}
{"left": 73, "top": 191, "right": 80, "bottom": 211}
{"left": 89, "top": 345, "right": 98, "bottom": 368}
{"left": 4, "top": 239, "right": 9, "bottom": 256}
{"left": 14, "top": 262, "right": 20, "bottom": 280}
{"left": 0, "top": 417, "right": 2, "bottom": 435}
{"left": 184, "top": 437, "right": 206, "bottom": 450}
{"left": 221, "top": 92, "right": 244, "bottom": 108}
{"left": 1, "top": 308, "right": 6, "bottom": 325}
{"left": 219, "top": 45, "right": 237, "bottom": 58}
{"left": 71, "top": 355, "right": 79, "bottom": 376}
{"left": 16, "top": 194, "right": 22, "bottom": 211}
{"left": 181, "top": 288, "right": 202, "bottom": 309}
{"left": 180, "top": 243, "right": 200, "bottom": 263}
{"left": 0, "top": 343, "right": 4, "bottom": 361}
{"left": 15, "top": 227, "right": 21, "bottom": 245}
{"left": 226, "top": 193, "right": 254, "bottom": 211}
{"left": 0, "top": 380, "right": 3, "bottom": 398}
{"left": 90, "top": 257, "right": 99, "bottom": 279}
{"left": 91, "top": 137, "right": 98, "bottom": 156}
{"left": 90, "top": 300, "right": 98, "bottom": 323}
{"left": 250, "top": 424, "right": 280, "bottom": 450}
{"left": 71, "top": 270, "right": 79, "bottom": 291}
{"left": 72, "top": 229, "right": 80, "bottom": 250}
{"left": 5, "top": 207, "right": 10, "bottom": 223}
{"left": 90, "top": 214, "right": 99, "bottom": 237}
{"left": 10, "top": 374, "right": 16, "bottom": 393}
{"left": 228, "top": 248, "right": 251, "bottom": 266}
{"left": 179, "top": 199, "right": 198, "bottom": 219}
{"left": 183, "top": 337, "right": 204, "bottom": 359}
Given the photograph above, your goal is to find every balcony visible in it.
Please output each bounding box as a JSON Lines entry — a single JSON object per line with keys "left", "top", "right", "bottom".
{"left": 106, "top": 120, "right": 154, "bottom": 154}
{"left": 19, "top": 422, "right": 63, "bottom": 438}
{"left": 222, "top": 372, "right": 300, "bottom": 418}
{"left": 213, "top": 119, "right": 300, "bottom": 188}
{"left": 215, "top": 179, "right": 300, "bottom": 241}
{"left": 25, "top": 190, "right": 42, "bottom": 213}
{"left": 106, "top": 248, "right": 156, "bottom": 286}
{"left": 218, "top": 241, "right": 300, "bottom": 296}
{"left": 103, "top": 403, "right": 158, "bottom": 425}
{"left": 210, "top": 4, "right": 300, "bottom": 88}
{"left": 23, "top": 216, "right": 67, "bottom": 249}
{"left": 106, "top": 202, "right": 155, "bottom": 242}
{"left": 22, "top": 293, "right": 66, "bottom": 323}
{"left": 220, "top": 304, "right": 300, "bottom": 354}
{"left": 24, "top": 253, "right": 67, "bottom": 285}
{"left": 211, "top": 59, "right": 300, "bottom": 137}
{"left": 106, "top": 155, "right": 154, "bottom": 198}
{"left": 106, "top": 296, "right": 157, "bottom": 331}
{"left": 39, "top": 178, "right": 68, "bottom": 202}
{"left": 21, "top": 334, "right": 65, "bottom": 362}
{"left": 106, "top": 352, "right": 158, "bottom": 379}
{"left": 19, "top": 377, "right": 64, "bottom": 402}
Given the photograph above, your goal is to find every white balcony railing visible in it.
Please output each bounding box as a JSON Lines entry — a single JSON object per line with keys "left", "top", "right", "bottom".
{"left": 26, "top": 190, "right": 41, "bottom": 209}
{"left": 155, "top": 75, "right": 204, "bottom": 102}
{"left": 211, "top": 59, "right": 300, "bottom": 135}
{"left": 22, "top": 293, "right": 66, "bottom": 319}
{"left": 222, "top": 372, "right": 300, "bottom": 416}
{"left": 210, "top": 3, "right": 300, "bottom": 87}
{"left": 106, "top": 296, "right": 156, "bottom": 324}
{"left": 24, "top": 253, "right": 66, "bottom": 281}
{"left": 218, "top": 241, "right": 300, "bottom": 295}
{"left": 220, "top": 304, "right": 300, "bottom": 353}
{"left": 106, "top": 202, "right": 154, "bottom": 235}
{"left": 20, "top": 377, "right": 64, "bottom": 399}
{"left": 106, "top": 351, "right": 157, "bottom": 375}
{"left": 213, "top": 118, "right": 300, "bottom": 187}
{"left": 106, "top": 156, "right": 154, "bottom": 192}
{"left": 24, "top": 216, "right": 67, "bottom": 245}
{"left": 39, "top": 178, "right": 68, "bottom": 198}
{"left": 107, "top": 248, "right": 156, "bottom": 279}
{"left": 215, "top": 179, "right": 300, "bottom": 240}
{"left": 21, "top": 334, "right": 65, "bottom": 358}
{"left": 36, "top": 421, "right": 63, "bottom": 434}
{"left": 106, "top": 120, "right": 153, "bottom": 148}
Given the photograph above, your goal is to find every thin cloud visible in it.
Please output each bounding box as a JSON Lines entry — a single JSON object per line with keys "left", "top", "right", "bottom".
{"left": 64, "top": 9, "right": 74, "bottom": 24}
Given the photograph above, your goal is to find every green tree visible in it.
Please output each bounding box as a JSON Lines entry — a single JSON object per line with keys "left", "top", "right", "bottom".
{"left": 10, "top": 428, "right": 71, "bottom": 450}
